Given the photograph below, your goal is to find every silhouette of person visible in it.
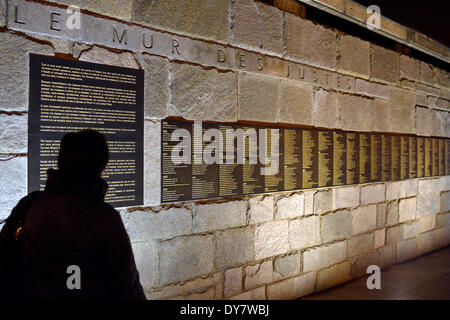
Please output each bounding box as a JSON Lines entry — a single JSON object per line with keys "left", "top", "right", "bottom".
{"left": 0, "top": 130, "right": 145, "bottom": 299}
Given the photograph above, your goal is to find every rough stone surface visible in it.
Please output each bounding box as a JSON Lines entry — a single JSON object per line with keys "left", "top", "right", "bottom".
{"left": 257, "top": 2, "right": 284, "bottom": 53}
{"left": 338, "top": 94, "right": 373, "bottom": 132}
{"left": 193, "top": 200, "right": 246, "bottom": 233}
{"left": 441, "top": 192, "right": 450, "bottom": 212}
{"left": 320, "top": 209, "right": 352, "bottom": 242}
{"left": 303, "top": 241, "right": 347, "bottom": 272}
{"left": 224, "top": 267, "right": 243, "bottom": 298}
{"left": 215, "top": 227, "right": 254, "bottom": 268}
{"left": 275, "top": 193, "right": 304, "bottom": 219}
{"left": 389, "top": 87, "right": 416, "bottom": 134}
{"left": 278, "top": 81, "right": 313, "bottom": 125}
{"left": 370, "top": 44, "right": 399, "bottom": 83}
{"left": 400, "top": 55, "right": 418, "bottom": 80}
{"left": 431, "top": 110, "right": 448, "bottom": 138}
{"left": 417, "top": 178, "right": 441, "bottom": 217}
{"left": 360, "top": 184, "right": 385, "bottom": 205}
{"left": 285, "top": 13, "right": 336, "bottom": 68}
{"left": 0, "top": 0, "right": 5, "bottom": 27}
{"left": 0, "top": 157, "right": 27, "bottom": 220}
{"left": 314, "top": 189, "right": 333, "bottom": 214}
{"left": 333, "top": 186, "right": 360, "bottom": 210}
{"left": 348, "top": 233, "right": 374, "bottom": 257}
{"left": 170, "top": 63, "right": 237, "bottom": 121}
{"left": 417, "top": 230, "right": 442, "bottom": 255}
{"left": 377, "top": 202, "right": 387, "bottom": 227}
{"left": 142, "top": 54, "right": 168, "bottom": 118}
{"left": 313, "top": 89, "right": 338, "bottom": 129}
{"left": 371, "top": 99, "right": 390, "bottom": 132}
{"left": 274, "top": 254, "right": 300, "bottom": 281}
{"left": 289, "top": 216, "right": 321, "bottom": 250}
{"left": 338, "top": 34, "right": 370, "bottom": 77}
{"left": 350, "top": 251, "right": 380, "bottom": 278}
{"left": 53, "top": 0, "right": 132, "bottom": 19}
{"left": 403, "top": 222, "right": 418, "bottom": 239}
{"left": 415, "top": 106, "right": 433, "bottom": 136}
{"left": 267, "top": 278, "right": 294, "bottom": 300}
{"left": 121, "top": 206, "right": 191, "bottom": 241}
{"left": 144, "top": 120, "right": 161, "bottom": 205}
{"left": 132, "top": 240, "right": 157, "bottom": 291}
{"left": 398, "top": 197, "right": 417, "bottom": 222}
{"left": 419, "top": 61, "right": 434, "bottom": 84}
{"left": 437, "top": 213, "right": 450, "bottom": 228}
{"left": 244, "top": 261, "right": 273, "bottom": 290}
{"left": 248, "top": 195, "right": 274, "bottom": 224}
{"left": 303, "top": 190, "right": 315, "bottom": 216}
{"left": 354, "top": 79, "right": 388, "bottom": 99}
{"left": 293, "top": 272, "right": 316, "bottom": 298}
{"left": 352, "top": 205, "right": 377, "bottom": 235}
{"left": 379, "top": 245, "right": 396, "bottom": 268}
{"left": 254, "top": 221, "right": 289, "bottom": 259}
{"left": 230, "top": 286, "right": 265, "bottom": 300}
{"left": 374, "top": 229, "right": 386, "bottom": 249}
{"left": 386, "top": 225, "right": 404, "bottom": 245}
{"left": 238, "top": 73, "right": 279, "bottom": 122}
{"left": 417, "top": 215, "right": 436, "bottom": 234}
{"left": 158, "top": 235, "right": 214, "bottom": 285}
{"left": 133, "top": 0, "right": 230, "bottom": 42}
{"left": 0, "top": 114, "right": 27, "bottom": 153}
{"left": 316, "top": 262, "right": 350, "bottom": 292}
{"left": 0, "top": 32, "right": 54, "bottom": 111}
{"left": 79, "top": 46, "right": 138, "bottom": 68}
{"left": 386, "top": 201, "right": 399, "bottom": 225}
{"left": 396, "top": 238, "right": 417, "bottom": 262}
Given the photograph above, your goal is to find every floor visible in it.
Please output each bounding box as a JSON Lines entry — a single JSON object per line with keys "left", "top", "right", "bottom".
{"left": 304, "top": 245, "right": 450, "bottom": 300}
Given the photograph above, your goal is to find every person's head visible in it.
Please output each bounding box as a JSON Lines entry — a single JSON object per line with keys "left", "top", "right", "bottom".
{"left": 57, "top": 130, "right": 109, "bottom": 180}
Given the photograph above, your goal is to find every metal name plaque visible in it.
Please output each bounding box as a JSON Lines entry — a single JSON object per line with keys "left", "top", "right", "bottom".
{"left": 161, "top": 119, "right": 450, "bottom": 203}
{"left": 29, "top": 54, "right": 144, "bottom": 208}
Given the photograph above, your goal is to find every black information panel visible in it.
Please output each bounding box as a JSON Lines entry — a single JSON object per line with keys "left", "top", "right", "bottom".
{"left": 161, "top": 119, "right": 450, "bottom": 203}
{"left": 29, "top": 54, "right": 144, "bottom": 207}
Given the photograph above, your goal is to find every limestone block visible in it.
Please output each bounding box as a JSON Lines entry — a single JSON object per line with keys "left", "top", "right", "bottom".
{"left": 79, "top": 46, "right": 138, "bottom": 68}
{"left": 289, "top": 216, "right": 321, "bottom": 250}
{"left": 354, "top": 79, "right": 388, "bottom": 99}
{"left": 360, "top": 184, "right": 385, "bottom": 205}
{"left": 285, "top": 13, "right": 336, "bottom": 68}
{"left": 303, "top": 190, "right": 315, "bottom": 215}
{"left": 238, "top": 73, "right": 279, "bottom": 122}
{"left": 386, "top": 181, "right": 401, "bottom": 201}
{"left": 0, "top": 0, "right": 5, "bottom": 27}
{"left": 230, "top": 286, "right": 265, "bottom": 300}
{"left": 316, "top": 262, "right": 350, "bottom": 292}
{"left": 352, "top": 205, "right": 377, "bottom": 235}
{"left": 320, "top": 209, "right": 352, "bottom": 243}
{"left": 431, "top": 110, "right": 448, "bottom": 137}
{"left": 0, "top": 156, "right": 27, "bottom": 220}
{"left": 417, "top": 229, "right": 442, "bottom": 255}
{"left": 293, "top": 272, "right": 315, "bottom": 298}
{"left": 403, "top": 222, "right": 418, "bottom": 240}
{"left": 121, "top": 206, "right": 191, "bottom": 241}
{"left": 417, "top": 178, "right": 441, "bottom": 217}
{"left": 386, "top": 200, "right": 399, "bottom": 226}
{"left": 131, "top": 240, "right": 157, "bottom": 291}
{"left": 193, "top": 200, "right": 246, "bottom": 233}
{"left": 0, "top": 114, "right": 27, "bottom": 153}
{"left": 0, "top": 32, "right": 54, "bottom": 111}
{"left": 386, "top": 225, "right": 403, "bottom": 246}
{"left": 254, "top": 220, "right": 289, "bottom": 259}
{"left": 333, "top": 185, "right": 360, "bottom": 210}
{"left": 441, "top": 192, "right": 450, "bottom": 213}
{"left": 244, "top": 261, "right": 273, "bottom": 290}
{"left": 274, "top": 253, "right": 300, "bottom": 281}
{"left": 313, "top": 89, "right": 338, "bottom": 129}
{"left": 257, "top": 2, "right": 284, "bottom": 54}
{"left": 52, "top": 0, "right": 132, "bottom": 20}
{"left": 377, "top": 202, "right": 387, "bottom": 227}
{"left": 133, "top": 0, "right": 230, "bottom": 42}
{"left": 374, "top": 229, "right": 385, "bottom": 249}
{"left": 389, "top": 87, "right": 416, "bottom": 134}
{"left": 348, "top": 233, "right": 374, "bottom": 257}
{"left": 419, "top": 61, "right": 434, "bottom": 84}
{"left": 142, "top": 54, "right": 169, "bottom": 118}
{"left": 398, "top": 197, "right": 417, "bottom": 222}
{"left": 437, "top": 213, "right": 450, "bottom": 228}
{"left": 170, "top": 62, "right": 237, "bottom": 121}
{"left": 338, "top": 93, "right": 373, "bottom": 132}
{"left": 400, "top": 55, "right": 418, "bottom": 80}
{"left": 303, "top": 241, "right": 347, "bottom": 272}
{"left": 215, "top": 227, "right": 254, "bottom": 269}
{"left": 169, "top": 287, "right": 215, "bottom": 300}
{"left": 275, "top": 192, "right": 304, "bottom": 219}
{"left": 313, "top": 189, "right": 333, "bottom": 214}
{"left": 370, "top": 44, "right": 399, "bottom": 83}
{"left": 379, "top": 245, "right": 396, "bottom": 268}
{"left": 396, "top": 238, "right": 417, "bottom": 262}
{"left": 267, "top": 278, "right": 294, "bottom": 300}
{"left": 349, "top": 251, "right": 380, "bottom": 279}
{"left": 278, "top": 81, "right": 313, "bottom": 125}
{"left": 371, "top": 99, "right": 390, "bottom": 132}
{"left": 248, "top": 195, "right": 274, "bottom": 224}
{"left": 338, "top": 34, "right": 370, "bottom": 77}
{"left": 158, "top": 235, "right": 214, "bottom": 285}
{"left": 144, "top": 120, "right": 161, "bottom": 205}
{"left": 224, "top": 267, "right": 243, "bottom": 298}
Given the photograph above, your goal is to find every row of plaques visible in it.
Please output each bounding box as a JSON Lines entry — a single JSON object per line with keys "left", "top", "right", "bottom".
{"left": 161, "top": 120, "right": 450, "bottom": 203}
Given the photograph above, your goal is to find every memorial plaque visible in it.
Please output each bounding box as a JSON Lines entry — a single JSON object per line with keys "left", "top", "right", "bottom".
{"left": 192, "top": 122, "right": 219, "bottom": 200}
{"left": 263, "top": 128, "right": 284, "bottom": 193}
{"left": 409, "top": 136, "right": 418, "bottom": 178}
{"left": 302, "top": 129, "right": 318, "bottom": 188}
{"left": 283, "top": 128, "right": 302, "bottom": 190}
{"left": 359, "top": 133, "right": 371, "bottom": 183}
{"left": 333, "top": 131, "right": 346, "bottom": 186}
{"left": 318, "top": 130, "right": 333, "bottom": 187}
{"left": 400, "top": 136, "right": 409, "bottom": 180}
{"left": 218, "top": 124, "right": 243, "bottom": 197}
{"left": 346, "top": 132, "right": 359, "bottom": 185}
{"left": 242, "top": 126, "right": 264, "bottom": 195}
{"left": 370, "top": 134, "right": 382, "bottom": 182}
{"left": 391, "top": 135, "right": 401, "bottom": 180}
{"left": 432, "top": 138, "right": 439, "bottom": 176}
{"left": 424, "top": 138, "right": 432, "bottom": 176}
{"left": 162, "top": 120, "right": 192, "bottom": 202}
{"left": 381, "top": 134, "right": 392, "bottom": 181}
{"left": 438, "top": 139, "right": 445, "bottom": 176}
{"left": 29, "top": 54, "right": 144, "bottom": 207}
{"left": 417, "top": 137, "right": 425, "bottom": 178}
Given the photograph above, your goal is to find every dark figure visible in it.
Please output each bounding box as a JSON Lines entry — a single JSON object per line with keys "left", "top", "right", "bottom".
{"left": 0, "top": 130, "right": 145, "bottom": 300}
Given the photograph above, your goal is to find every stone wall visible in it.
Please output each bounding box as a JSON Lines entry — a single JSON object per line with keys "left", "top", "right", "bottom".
{"left": 0, "top": 0, "right": 449, "bottom": 300}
